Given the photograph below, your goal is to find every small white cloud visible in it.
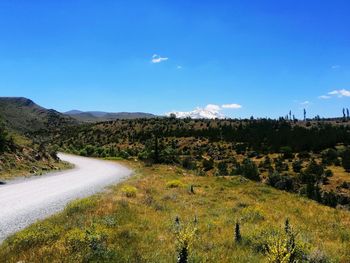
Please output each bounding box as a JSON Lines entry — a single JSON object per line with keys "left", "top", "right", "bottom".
{"left": 319, "top": 95, "right": 331, "bottom": 99}
{"left": 328, "top": 89, "right": 350, "bottom": 97}
{"left": 222, "top": 103, "right": 242, "bottom": 109}
{"left": 300, "top": 101, "right": 310, "bottom": 105}
{"left": 331, "top": 65, "right": 341, "bottom": 69}
{"left": 176, "top": 65, "right": 182, "bottom": 69}
{"left": 151, "top": 54, "right": 168, "bottom": 63}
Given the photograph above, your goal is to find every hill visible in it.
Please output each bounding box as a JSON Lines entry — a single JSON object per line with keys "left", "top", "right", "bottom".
{"left": 65, "top": 109, "right": 156, "bottom": 122}
{"left": 0, "top": 119, "right": 70, "bottom": 180}
{"left": 53, "top": 118, "right": 350, "bottom": 210}
{"left": 0, "top": 97, "right": 74, "bottom": 180}
{"left": 0, "top": 97, "right": 78, "bottom": 134}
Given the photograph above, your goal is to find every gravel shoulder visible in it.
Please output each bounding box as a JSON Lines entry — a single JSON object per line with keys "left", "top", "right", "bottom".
{"left": 0, "top": 153, "right": 132, "bottom": 242}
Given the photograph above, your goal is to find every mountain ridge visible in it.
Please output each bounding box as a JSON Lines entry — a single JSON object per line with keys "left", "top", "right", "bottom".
{"left": 65, "top": 109, "right": 156, "bottom": 122}
{"left": 0, "top": 97, "right": 78, "bottom": 134}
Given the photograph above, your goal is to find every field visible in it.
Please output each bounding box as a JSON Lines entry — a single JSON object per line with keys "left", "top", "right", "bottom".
{"left": 1, "top": 159, "right": 349, "bottom": 262}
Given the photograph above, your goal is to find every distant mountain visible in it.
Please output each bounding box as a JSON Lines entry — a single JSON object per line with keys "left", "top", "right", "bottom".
{"left": 65, "top": 110, "right": 156, "bottom": 122}
{"left": 0, "top": 97, "right": 78, "bottom": 134}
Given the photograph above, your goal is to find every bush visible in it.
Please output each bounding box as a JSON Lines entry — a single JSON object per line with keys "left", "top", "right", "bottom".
{"left": 265, "top": 222, "right": 310, "bottom": 262}
{"left": 217, "top": 161, "right": 228, "bottom": 176}
{"left": 7, "top": 222, "right": 62, "bottom": 251}
{"left": 292, "top": 160, "right": 303, "bottom": 173}
{"left": 202, "top": 158, "right": 214, "bottom": 171}
{"left": 280, "top": 146, "right": 294, "bottom": 159}
{"left": 119, "top": 150, "right": 130, "bottom": 159}
{"left": 342, "top": 148, "right": 350, "bottom": 172}
{"left": 121, "top": 185, "right": 137, "bottom": 197}
{"left": 241, "top": 158, "right": 260, "bottom": 181}
{"left": 65, "top": 224, "right": 110, "bottom": 261}
{"left": 321, "top": 148, "right": 338, "bottom": 165}
{"left": 182, "top": 157, "right": 196, "bottom": 170}
{"left": 241, "top": 206, "right": 265, "bottom": 223}
{"left": 166, "top": 180, "right": 184, "bottom": 188}
{"left": 66, "top": 198, "right": 97, "bottom": 216}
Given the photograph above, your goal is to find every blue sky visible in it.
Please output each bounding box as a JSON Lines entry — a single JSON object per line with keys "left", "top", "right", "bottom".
{"left": 1, "top": 0, "right": 350, "bottom": 118}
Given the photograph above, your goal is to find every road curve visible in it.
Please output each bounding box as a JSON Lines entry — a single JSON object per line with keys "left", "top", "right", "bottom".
{"left": 0, "top": 153, "right": 132, "bottom": 242}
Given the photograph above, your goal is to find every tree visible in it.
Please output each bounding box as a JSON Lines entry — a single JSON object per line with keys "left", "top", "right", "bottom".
{"left": 202, "top": 158, "right": 214, "bottom": 171}
{"left": 241, "top": 158, "right": 260, "bottom": 181}
{"left": 303, "top": 109, "right": 306, "bottom": 121}
{"left": 292, "top": 160, "right": 303, "bottom": 173}
{"left": 217, "top": 161, "right": 228, "bottom": 176}
{"left": 280, "top": 146, "right": 293, "bottom": 159}
{"left": 302, "top": 159, "right": 324, "bottom": 183}
{"left": 342, "top": 148, "right": 350, "bottom": 172}
{"left": 234, "top": 222, "right": 241, "bottom": 243}
{"left": 0, "top": 119, "right": 7, "bottom": 153}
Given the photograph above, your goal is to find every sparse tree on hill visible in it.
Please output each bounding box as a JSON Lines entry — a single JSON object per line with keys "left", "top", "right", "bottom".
{"left": 235, "top": 222, "right": 241, "bottom": 243}
{"left": 241, "top": 158, "right": 260, "bottom": 181}
{"left": 0, "top": 118, "right": 8, "bottom": 153}
{"left": 342, "top": 148, "right": 350, "bottom": 172}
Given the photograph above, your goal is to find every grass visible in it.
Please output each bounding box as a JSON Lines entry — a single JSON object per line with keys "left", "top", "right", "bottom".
{"left": 0, "top": 155, "right": 72, "bottom": 181}
{"left": 1, "top": 160, "right": 350, "bottom": 262}
{"left": 0, "top": 132, "right": 73, "bottom": 180}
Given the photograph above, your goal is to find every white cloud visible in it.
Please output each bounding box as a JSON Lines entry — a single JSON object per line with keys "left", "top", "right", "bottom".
{"left": 166, "top": 103, "right": 242, "bottom": 119}
{"left": 222, "top": 103, "right": 242, "bottom": 109}
{"left": 151, "top": 54, "right": 168, "bottom": 63}
{"left": 319, "top": 95, "right": 331, "bottom": 99}
{"left": 176, "top": 65, "right": 182, "bottom": 69}
{"left": 331, "top": 65, "right": 341, "bottom": 69}
{"left": 318, "top": 89, "right": 350, "bottom": 99}
{"left": 300, "top": 101, "right": 310, "bottom": 105}
{"left": 328, "top": 89, "right": 350, "bottom": 97}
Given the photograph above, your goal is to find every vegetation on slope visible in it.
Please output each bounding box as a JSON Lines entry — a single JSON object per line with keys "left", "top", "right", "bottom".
{"left": 0, "top": 115, "right": 70, "bottom": 180}
{"left": 1, "top": 160, "right": 349, "bottom": 262}
{"left": 66, "top": 110, "right": 156, "bottom": 122}
{"left": 49, "top": 118, "right": 350, "bottom": 209}
{"left": 0, "top": 97, "right": 77, "bottom": 134}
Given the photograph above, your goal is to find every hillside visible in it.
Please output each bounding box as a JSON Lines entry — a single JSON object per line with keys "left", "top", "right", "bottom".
{"left": 0, "top": 120, "right": 70, "bottom": 180}
{"left": 1, "top": 160, "right": 349, "bottom": 262}
{"left": 65, "top": 110, "right": 156, "bottom": 122}
{"left": 0, "top": 97, "right": 78, "bottom": 134}
{"left": 0, "top": 98, "right": 74, "bottom": 180}
{"left": 52, "top": 118, "right": 350, "bottom": 210}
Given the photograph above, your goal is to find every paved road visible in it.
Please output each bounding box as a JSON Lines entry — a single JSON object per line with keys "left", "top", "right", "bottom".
{"left": 0, "top": 153, "right": 131, "bottom": 242}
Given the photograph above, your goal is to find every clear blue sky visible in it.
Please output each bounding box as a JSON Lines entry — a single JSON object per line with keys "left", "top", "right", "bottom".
{"left": 1, "top": 0, "right": 350, "bottom": 118}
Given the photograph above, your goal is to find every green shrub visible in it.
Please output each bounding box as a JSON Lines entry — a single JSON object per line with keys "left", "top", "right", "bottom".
{"left": 241, "top": 206, "right": 265, "bottom": 223}
{"left": 66, "top": 198, "right": 97, "bottom": 216}
{"left": 65, "top": 224, "right": 110, "bottom": 261}
{"left": 121, "top": 185, "right": 137, "bottom": 197}
{"left": 241, "top": 158, "right": 260, "bottom": 181}
{"left": 166, "top": 180, "right": 184, "bottom": 188}
{"left": 7, "top": 222, "right": 62, "bottom": 250}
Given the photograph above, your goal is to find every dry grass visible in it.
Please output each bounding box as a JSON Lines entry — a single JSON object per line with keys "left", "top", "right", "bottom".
{"left": 1, "top": 160, "right": 350, "bottom": 262}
